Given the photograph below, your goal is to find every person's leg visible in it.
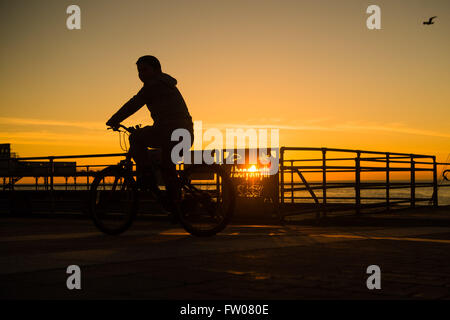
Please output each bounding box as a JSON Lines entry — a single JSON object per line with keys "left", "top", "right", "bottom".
{"left": 128, "top": 126, "right": 160, "bottom": 183}
{"left": 160, "top": 125, "right": 194, "bottom": 208}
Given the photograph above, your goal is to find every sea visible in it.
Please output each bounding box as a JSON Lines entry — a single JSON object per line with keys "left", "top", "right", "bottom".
{"left": 12, "top": 180, "right": 450, "bottom": 206}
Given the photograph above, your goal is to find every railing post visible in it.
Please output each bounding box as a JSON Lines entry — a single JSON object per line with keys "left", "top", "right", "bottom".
{"left": 386, "top": 153, "right": 390, "bottom": 211}
{"left": 322, "top": 148, "right": 327, "bottom": 204}
{"left": 86, "top": 166, "right": 90, "bottom": 189}
{"left": 433, "top": 156, "right": 438, "bottom": 207}
{"left": 272, "top": 148, "right": 280, "bottom": 207}
{"left": 322, "top": 148, "right": 327, "bottom": 217}
{"left": 280, "top": 147, "right": 285, "bottom": 206}
{"left": 355, "top": 151, "right": 361, "bottom": 214}
{"left": 49, "top": 157, "right": 55, "bottom": 213}
{"left": 49, "top": 157, "right": 54, "bottom": 191}
{"left": 290, "top": 160, "right": 294, "bottom": 203}
{"left": 410, "top": 156, "right": 415, "bottom": 208}
{"left": 8, "top": 158, "right": 14, "bottom": 191}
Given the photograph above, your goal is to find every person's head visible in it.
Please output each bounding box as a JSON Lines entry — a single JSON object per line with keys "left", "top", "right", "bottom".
{"left": 136, "top": 55, "right": 162, "bottom": 82}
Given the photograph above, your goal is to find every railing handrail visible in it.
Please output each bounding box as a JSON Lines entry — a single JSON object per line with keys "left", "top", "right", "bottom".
{"left": 280, "top": 146, "right": 435, "bottom": 158}
{"left": 1, "top": 147, "right": 446, "bottom": 163}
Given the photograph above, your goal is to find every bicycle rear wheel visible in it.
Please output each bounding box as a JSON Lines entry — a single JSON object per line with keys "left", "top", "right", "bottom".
{"left": 89, "top": 166, "right": 138, "bottom": 235}
{"left": 179, "top": 164, "right": 235, "bottom": 237}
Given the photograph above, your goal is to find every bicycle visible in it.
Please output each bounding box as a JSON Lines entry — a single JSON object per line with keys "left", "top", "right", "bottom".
{"left": 89, "top": 124, "right": 235, "bottom": 237}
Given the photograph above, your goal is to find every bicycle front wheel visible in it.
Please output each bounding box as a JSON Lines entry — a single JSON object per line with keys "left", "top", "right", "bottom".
{"left": 89, "top": 166, "right": 138, "bottom": 235}
{"left": 179, "top": 164, "right": 235, "bottom": 237}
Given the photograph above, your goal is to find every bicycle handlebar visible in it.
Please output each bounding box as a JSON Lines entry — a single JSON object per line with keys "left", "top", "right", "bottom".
{"left": 107, "top": 124, "right": 134, "bottom": 133}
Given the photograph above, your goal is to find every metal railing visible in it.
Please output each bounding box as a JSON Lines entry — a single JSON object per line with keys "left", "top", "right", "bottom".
{"left": 279, "top": 147, "right": 450, "bottom": 216}
{"left": 1, "top": 148, "right": 449, "bottom": 216}
{"left": 0, "top": 153, "right": 126, "bottom": 191}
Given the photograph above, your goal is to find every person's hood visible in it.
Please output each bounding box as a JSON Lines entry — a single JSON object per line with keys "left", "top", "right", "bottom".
{"left": 159, "top": 73, "right": 177, "bottom": 87}
{"left": 144, "top": 72, "right": 177, "bottom": 87}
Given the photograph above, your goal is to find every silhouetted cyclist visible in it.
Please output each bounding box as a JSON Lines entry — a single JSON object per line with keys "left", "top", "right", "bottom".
{"left": 106, "top": 55, "right": 194, "bottom": 217}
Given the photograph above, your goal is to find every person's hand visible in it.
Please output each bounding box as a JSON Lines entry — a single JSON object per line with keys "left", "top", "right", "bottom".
{"left": 106, "top": 119, "right": 119, "bottom": 130}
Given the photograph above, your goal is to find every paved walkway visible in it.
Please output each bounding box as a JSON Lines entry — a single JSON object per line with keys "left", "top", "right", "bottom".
{"left": 1, "top": 208, "right": 450, "bottom": 299}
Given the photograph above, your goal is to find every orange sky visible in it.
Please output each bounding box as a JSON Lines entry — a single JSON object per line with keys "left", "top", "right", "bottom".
{"left": 0, "top": 0, "right": 449, "bottom": 165}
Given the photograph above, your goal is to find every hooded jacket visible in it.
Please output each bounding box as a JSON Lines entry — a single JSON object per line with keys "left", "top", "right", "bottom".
{"left": 107, "top": 73, "right": 193, "bottom": 129}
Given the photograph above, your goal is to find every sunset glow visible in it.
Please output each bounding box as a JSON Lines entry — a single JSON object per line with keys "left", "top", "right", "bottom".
{"left": 0, "top": 0, "right": 449, "bottom": 164}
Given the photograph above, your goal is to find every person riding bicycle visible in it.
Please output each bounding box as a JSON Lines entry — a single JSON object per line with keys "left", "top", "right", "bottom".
{"left": 106, "top": 55, "right": 194, "bottom": 215}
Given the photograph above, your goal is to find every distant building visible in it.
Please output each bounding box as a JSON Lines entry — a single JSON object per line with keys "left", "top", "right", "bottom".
{"left": 0, "top": 144, "right": 11, "bottom": 159}
{"left": 0, "top": 143, "right": 18, "bottom": 158}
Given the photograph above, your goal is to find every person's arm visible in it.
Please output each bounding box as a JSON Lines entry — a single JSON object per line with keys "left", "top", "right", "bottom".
{"left": 106, "top": 88, "right": 146, "bottom": 127}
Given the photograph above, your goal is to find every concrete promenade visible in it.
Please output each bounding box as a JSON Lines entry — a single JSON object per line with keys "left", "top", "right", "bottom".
{"left": 1, "top": 207, "right": 450, "bottom": 299}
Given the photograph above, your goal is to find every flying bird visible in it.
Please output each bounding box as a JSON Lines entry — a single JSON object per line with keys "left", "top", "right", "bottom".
{"left": 423, "top": 16, "right": 437, "bottom": 25}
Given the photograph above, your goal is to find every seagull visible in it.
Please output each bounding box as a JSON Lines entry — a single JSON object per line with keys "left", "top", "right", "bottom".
{"left": 423, "top": 16, "right": 437, "bottom": 25}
